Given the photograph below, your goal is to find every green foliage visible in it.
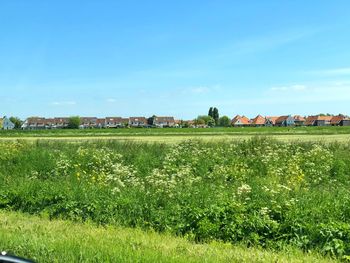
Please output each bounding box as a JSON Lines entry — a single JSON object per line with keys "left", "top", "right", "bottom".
{"left": 213, "top": 107, "right": 219, "bottom": 125}
{"left": 208, "top": 107, "right": 219, "bottom": 125}
{"left": 9, "top": 117, "right": 23, "bottom": 129}
{"left": 68, "top": 116, "right": 81, "bottom": 129}
{"left": 219, "top": 115, "right": 231, "bottom": 127}
{"left": 1, "top": 138, "right": 350, "bottom": 259}
{"left": 208, "top": 107, "right": 213, "bottom": 118}
{"left": 0, "top": 211, "right": 336, "bottom": 263}
{"left": 195, "top": 115, "right": 215, "bottom": 127}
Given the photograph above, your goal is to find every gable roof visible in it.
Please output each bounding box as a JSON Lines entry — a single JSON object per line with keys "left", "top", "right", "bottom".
{"left": 294, "top": 115, "right": 306, "bottom": 122}
{"left": 232, "top": 115, "right": 250, "bottom": 125}
{"left": 317, "top": 116, "right": 333, "bottom": 121}
{"left": 27, "top": 117, "right": 46, "bottom": 124}
{"left": 331, "top": 115, "right": 350, "bottom": 125}
{"left": 105, "top": 117, "right": 125, "bottom": 123}
{"left": 265, "top": 116, "right": 279, "bottom": 125}
{"left": 305, "top": 115, "right": 333, "bottom": 125}
{"left": 129, "top": 117, "right": 147, "bottom": 123}
{"left": 251, "top": 115, "right": 266, "bottom": 125}
{"left": 275, "top": 115, "right": 292, "bottom": 124}
{"left": 154, "top": 116, "right": 175, "bottom": 123}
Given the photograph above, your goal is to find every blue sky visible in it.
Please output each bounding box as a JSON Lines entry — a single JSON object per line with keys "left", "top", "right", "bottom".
{"left": 1, "top": 0, "right": 350, "bottom": 119}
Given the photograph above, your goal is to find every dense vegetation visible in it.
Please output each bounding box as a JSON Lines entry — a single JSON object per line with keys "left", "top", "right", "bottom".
{"left": 0, "top": 211, "right": 337, "bottom": 263}
{"left": 1, "top": 138, "right": 350, "bottom": 260}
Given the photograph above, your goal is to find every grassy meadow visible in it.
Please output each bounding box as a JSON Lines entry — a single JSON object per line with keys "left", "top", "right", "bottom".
{"left": 0, "top": 210, "right": 338, "bottom": 263}
{"left": 0, "top": 126, "right": 349, "bottom": 144}
{"left": 1, "top": 126, "right": 350, "bottom": 138}
{"left": 1, "top": 137, "right": 350, "bottom": 261}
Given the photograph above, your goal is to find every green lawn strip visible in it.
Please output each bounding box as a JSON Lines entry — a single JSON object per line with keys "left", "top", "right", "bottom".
{"left": 1, "top": 126, "right": 350, "bottom": 138}
{"left": 0, "top": 133, "right": 349, "bottom": 143}
{"left": 0, "top": 211, "right": 338, "bottom": 263}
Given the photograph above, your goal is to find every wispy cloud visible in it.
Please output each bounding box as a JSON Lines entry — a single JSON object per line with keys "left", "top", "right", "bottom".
{"left": 270, "top": 84, "right": 307, "bottom": 92}
{"left": 50, "top": 101, "right": 76, "bottom": 106}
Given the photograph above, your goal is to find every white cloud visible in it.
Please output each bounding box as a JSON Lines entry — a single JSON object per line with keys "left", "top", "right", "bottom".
{"left": 270, "top": 84, "right": 307, "bottom": 92}
{"left": 106, "top": 98, "right": 117, "bottom": 103}
{"left": 50, "top": 101, "right": 76, "bottom": 106}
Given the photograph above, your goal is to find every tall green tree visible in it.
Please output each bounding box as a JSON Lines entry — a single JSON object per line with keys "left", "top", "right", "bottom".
{"left": 213, "top": 107, "right": 219, "bottom": 125}
{"left": 208, "top": 107, "right": 213, "bottom": 118}
{"left": 68, "top": 116, "right": 81, "bottom": 129}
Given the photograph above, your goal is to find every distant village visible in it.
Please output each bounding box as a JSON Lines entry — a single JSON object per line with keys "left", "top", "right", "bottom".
{"left": 1, "top": 114, "right": 350, "bottom": 130}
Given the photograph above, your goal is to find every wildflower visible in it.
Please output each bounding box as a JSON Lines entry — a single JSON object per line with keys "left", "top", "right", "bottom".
{"left": 237, "top": 184, "right": 251, "bottom": 195}
{"left": 260, "top": 207, "right": 270, "bottom": 216}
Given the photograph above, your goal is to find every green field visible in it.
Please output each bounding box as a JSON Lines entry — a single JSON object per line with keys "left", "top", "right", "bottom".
{"left": 1, "top": 126, "right": 350, "bottom": 137}
{"left": 1, "top": 137, "right": 350, "bottom": 262}
{"left": 0, "top": 210, "right": 338, "bottom": 263}
{"left": 1, "top": 126, "right": 350, "bottom": 144}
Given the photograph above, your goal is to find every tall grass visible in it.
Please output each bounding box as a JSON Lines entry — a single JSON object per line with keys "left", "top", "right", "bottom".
{"left": 1, "top": 138, "right": 350, "bottom": 259}
{"left": 0, "top": 211, "right": 338, "bottom": 263}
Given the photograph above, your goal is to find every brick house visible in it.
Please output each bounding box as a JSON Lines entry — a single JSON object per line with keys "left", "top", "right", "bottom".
{"left": 105, "top": 117, "right": 127, "bottom": 128}
{"left": 265, "top": 116, "right": 279, "bottom": 126}
{"left": 129, "top": 117, "right": 147, "bottom": 127}
{"left": 275, "top": 115, "right": 295, "bottom": 127}
{"left": 80, "top": 117, "right": 98, "bottom": 128}
{"left": 293, "top": 115, "right": 306, "bottom": 126}
{"left": 305, "top": 116, "right": 333, "bottom": 126}
{"left": 231, "top": 115, "right": 250, "bottom": 127}
{"left": 22, "top": 117, "right": 47, "bottom": 129}
{"left": 54, "top": 118, "right": 69, "bottom": 129}
{"left": 153, "top": 116, "right": 175, "bottom": 127}
{"left": 250, "top": 115, "right": 266, "bottom": 127}
{"left": 331, "top": 115, "right": 350, "bottom": 126}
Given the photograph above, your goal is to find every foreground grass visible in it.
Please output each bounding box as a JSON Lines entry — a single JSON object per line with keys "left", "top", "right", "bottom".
{"left": 0, "top": 211, "right": 338, "bottom": 263}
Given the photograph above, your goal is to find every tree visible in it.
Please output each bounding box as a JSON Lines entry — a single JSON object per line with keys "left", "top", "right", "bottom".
{"left": 195, "top": 115, "right": 215, "bottom": 127}
{"left": 213, "top": 107, "right": 219, "bottom": 125}
{"left": 219, "top": 116, "right": 231, "bottom": 127}
{"left": 68, "top": 116, "right": 81, "bottom": 129}
{"left": 208, "top": 107, "right": 213, "bottom": 118}
{"left": 148, "top": 115, "right": 156, "bottom": 126}
{"left": 9, "top": 117, "right": 23, "bottom": 129}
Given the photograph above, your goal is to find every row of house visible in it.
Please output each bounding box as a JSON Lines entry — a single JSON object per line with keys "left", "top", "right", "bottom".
{"left": 231, "top": 115, "right": 350, "bottom": 127}
{"left": 0, "top": 116, "right": 15, "bottom": 130}
{"left": 21, "top": 116, "right": 176, "bottom": 129}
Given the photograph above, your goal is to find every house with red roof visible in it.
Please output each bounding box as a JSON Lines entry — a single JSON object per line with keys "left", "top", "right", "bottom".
{"left": 231, "top": 115, "right": 250, "bottom": 127}
{"left": 305, "top": 115, "right": 333, "bottom": 126}
{"left": 265, "top": 116, "right": 278, "bottom": 126}
{"left": 274, "top": 115, "right": 295, "bottom": 127}
{"left": 331, "top": 115, "right": 350, "bottom": 126}
{"left": 250, "top": 115, "right": 266, "bottom": 127}
{"left": 293, "top": 115, "right": 306, "bottom": 126}
{"left": 129, "top": 117, "right": 148, "bottom": 127}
